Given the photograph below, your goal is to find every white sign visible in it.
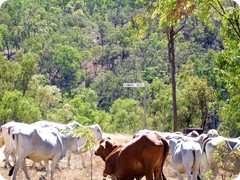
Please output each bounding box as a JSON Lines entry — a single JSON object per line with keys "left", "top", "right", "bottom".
{"left": 123, "top": 83, "right": 145, "bottom": 87}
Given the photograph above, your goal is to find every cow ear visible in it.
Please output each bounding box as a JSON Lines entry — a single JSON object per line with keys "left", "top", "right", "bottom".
{"left": 105, "top": 140, "right": 113, "bottom": 149}
{"left": 8, "top": 127, "right": 12, "bottom": 135}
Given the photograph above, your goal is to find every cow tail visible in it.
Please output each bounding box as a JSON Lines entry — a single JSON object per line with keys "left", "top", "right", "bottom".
{"left": 192, "top": 150, "right": 202, "bottom": 180}
{"left": 202, "top": 138, "right": 212, "bottom": 165}
{"left": 9, "top": 132, "right": 18, "bottom": 177}
{"left": 161, "top": 138, "right": 170, "bottom": 180}
{"left": 192, "top": 150, "right": 196, "bottom": 175}
{"left": 9, "top": 166, "right": 14, "bottom": 176}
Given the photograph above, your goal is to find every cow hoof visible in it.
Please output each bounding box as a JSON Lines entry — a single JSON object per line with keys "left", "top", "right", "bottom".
{"left": 35, "top": 166, "right": 46, "bottom": 171}
{"left": 39, "top": 175, "right": 46, "bottom": 180}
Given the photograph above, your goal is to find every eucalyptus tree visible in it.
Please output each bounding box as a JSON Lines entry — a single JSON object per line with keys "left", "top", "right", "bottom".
{"left": 90, "top": 71, "right": 121, "bottom": 111}
{"left": 177, "top": 75, "right": 215, "bottom": 130}
{"left": 133, "top": 0, "right": 198, "bottom": 131}
{"left": 0, "top": 24, "right": 11, "bottom": 55}
{"left": 209, "top": 0, "right": 240, "bottom": 137}
{"left": 15, "top": 51, "right": 40, "bottom": 96}
{"left": 51, "top": 44, "right": 82, "bottom": 96}
{"left": 0, "top": 54, "right": 20, "bottom": 99}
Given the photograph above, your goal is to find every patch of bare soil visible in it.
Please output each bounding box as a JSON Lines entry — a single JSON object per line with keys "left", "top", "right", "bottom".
{"left": 0, "top": 133, "right": 238, "bottom": 180}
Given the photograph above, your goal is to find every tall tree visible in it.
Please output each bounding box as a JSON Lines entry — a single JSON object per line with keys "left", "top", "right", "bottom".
{"left": 136, "top": 0, "right": 197, "bottom": 131}
{"left": 15, "top": 51, "right": 40, "bottom": 96}
{"left": 211, "top": 0, "right": 240, "bottom": 137}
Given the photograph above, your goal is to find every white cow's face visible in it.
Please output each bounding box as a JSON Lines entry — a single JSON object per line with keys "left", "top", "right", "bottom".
{"left": 89, "top": 124, "right": 102, "bottom": 140}
{"left": 95, "top": 127, "right": 102, "bottom": 140}
{"left": 75, "top": 137, "right": 87, "bottom": 153}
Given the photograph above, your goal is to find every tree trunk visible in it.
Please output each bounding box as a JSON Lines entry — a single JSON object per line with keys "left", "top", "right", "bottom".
{"left": 167, "top": 26, "right": 178, "bottom": 132}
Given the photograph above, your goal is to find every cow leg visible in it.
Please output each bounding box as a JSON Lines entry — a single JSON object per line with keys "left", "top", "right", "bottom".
{"left": 145, "top": 172, "right": 154, "bottom": 180}
{"left": 39, "top": 161, "right": 46, "bottom": 171}
{"left": 50, "top": 156, "right": 61, "bottom": 180}
{"left": 80, "top": 153, "right": 86, "bottom": 168}
{"left": 3, "top": 148, "right": 13, "bottom": 168}
{"left": 172, "top": 163, "right": 184, "bottom": 180}
{"left": 43, "top": 160, "right": 50, "bottom": 177}
{"left": 102, "top": 173, "right": 107, "bottom": 180}
{"left": 154, "top": 162, "right": 166, "bottom": 180}
{"left": 11, "top": 164, "right": 19, "bottom": 180}
{"left": 144, "top": 166, "right": 154, "bottom": 180}
{"left": 67, "top": 151, "right": 71, "bottom": 166}
{"left": 21, "top": 159, "right": 30, "bottom": 180}
{"left": 11, "top": 157, "right": 29, "bottom": 180}
{"left": 183, "top": 159, "right": 192, "bottom": 180}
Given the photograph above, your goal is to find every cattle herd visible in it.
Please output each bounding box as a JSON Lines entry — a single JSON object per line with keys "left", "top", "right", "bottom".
{"left": 0, "top": 121, "right": 240, "bottom": 180}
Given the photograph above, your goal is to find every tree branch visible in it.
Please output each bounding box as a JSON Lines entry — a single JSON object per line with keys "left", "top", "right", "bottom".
{"left": 210, "top": 3, "right": 224, "bottom": 16}
{"left": 210, "top": 1, "right": 240, "bottom": 37}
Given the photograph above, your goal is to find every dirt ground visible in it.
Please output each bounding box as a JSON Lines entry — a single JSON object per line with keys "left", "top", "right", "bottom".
{"left": 0, "top": 133, "right": 238, "bottom": 180}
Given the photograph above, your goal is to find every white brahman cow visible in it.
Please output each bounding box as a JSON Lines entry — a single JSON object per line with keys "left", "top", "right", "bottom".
{"left": 66, "top": 123, "right": 102, "bottom": 167}
{"left": 32, "top": 120, "right": 103, "bottom": 167}
{"left": 0, "top": 121, "right": 31, "bottom": 168}
{"left": 169, "top": 138, "right": 202, "bottom": 180}
{"left": 201, "top": 136, "right": 240, "bottom": 178}
{"left": 32, "top": 120, "right": 81, "bottom": 131}
{"left": 8, "top": 124, "right": 83, "bottom": 180}
{"left": 186, "top": 130, "right": 200, "bottom": 137}
{"left": 0, "top": 121, "right": 81, "bottom": 168}
{"left": 206, "top": 129, "right": 219, "bottom": 138}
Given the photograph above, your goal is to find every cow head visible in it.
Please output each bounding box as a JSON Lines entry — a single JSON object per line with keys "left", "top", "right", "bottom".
{"left": 94, "top": 137, "right": 116, "bottom": 161}
{"left": 88, "top": 124, "right": 102, "bottom": 140}
{"left": 207, "top": 129, "right": 219, "bottom": 138}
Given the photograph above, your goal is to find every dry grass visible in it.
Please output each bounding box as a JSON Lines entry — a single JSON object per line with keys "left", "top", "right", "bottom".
{"left": 0, "top": 133, "right": 238, "bottom": 180}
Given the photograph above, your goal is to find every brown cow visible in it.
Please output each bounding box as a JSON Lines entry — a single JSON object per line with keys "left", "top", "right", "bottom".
{"left": 95, "top": 132, "right": 169, "bottom": 180}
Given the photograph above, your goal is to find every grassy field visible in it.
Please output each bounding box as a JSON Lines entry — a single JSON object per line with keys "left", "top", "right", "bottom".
{"left": 0, "top": 133, "right": 238, "bottom": 180}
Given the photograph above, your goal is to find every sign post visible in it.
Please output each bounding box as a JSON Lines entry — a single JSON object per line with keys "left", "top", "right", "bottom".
{"left": 123, "top": 83, "right": 146, "bottom": 129}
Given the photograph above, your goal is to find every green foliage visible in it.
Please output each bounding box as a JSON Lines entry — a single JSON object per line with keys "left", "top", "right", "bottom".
{"left": 52, "top": 45, "right": 83, "bottom": 95}
{"left": 177, "top": 75, "right": 216, "bottom": 129}
{"left": 15, "top": 51, "right": 40, "bottom": 96}
{"left": 0, "top": 0, "right": 238, "bottom": 135}
{"left": 110, "top": 98, "right": 144, "bottom": 133}
{"left": 0, "top": 90, "right": 22, "bottom": 123}
{"left": 72, "top": 126, "right": 96, "bottom": 152}
{"left": 147, "top": 78, "right": 172, "bottom": 131}
{"left": 0, "top": 24, "right": 10, "bottom": 51}
{"left": 45, "top": 103, "right": 74, "bottom": 124}
{"left": 213, "top": 142, "right": 240, "bottom": 179}
{"left": 34, "top": 85, "right": 62, "bottom": 118}
{"left": 0, "top": 55, "right": 21, "bottom": 99}
{"left": 0, "top": 90, "right": 41, "bottom": 124}
{"left": 16, "top": 97, "right": 42, "bottom": 123}
{"left": 91, "top": 110, "right": 112, "bottom": 132}
{"left": 67, "top": 88, "right": 98, "bottom": 123}
{"left": 212, "top": 1, "right": 240, "bottom": 137}
{"left": 90, "top": 71, "right": 121, "bottom": 111}
{"left": 62, "top": 125, "right": 96, "bottom": 152}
